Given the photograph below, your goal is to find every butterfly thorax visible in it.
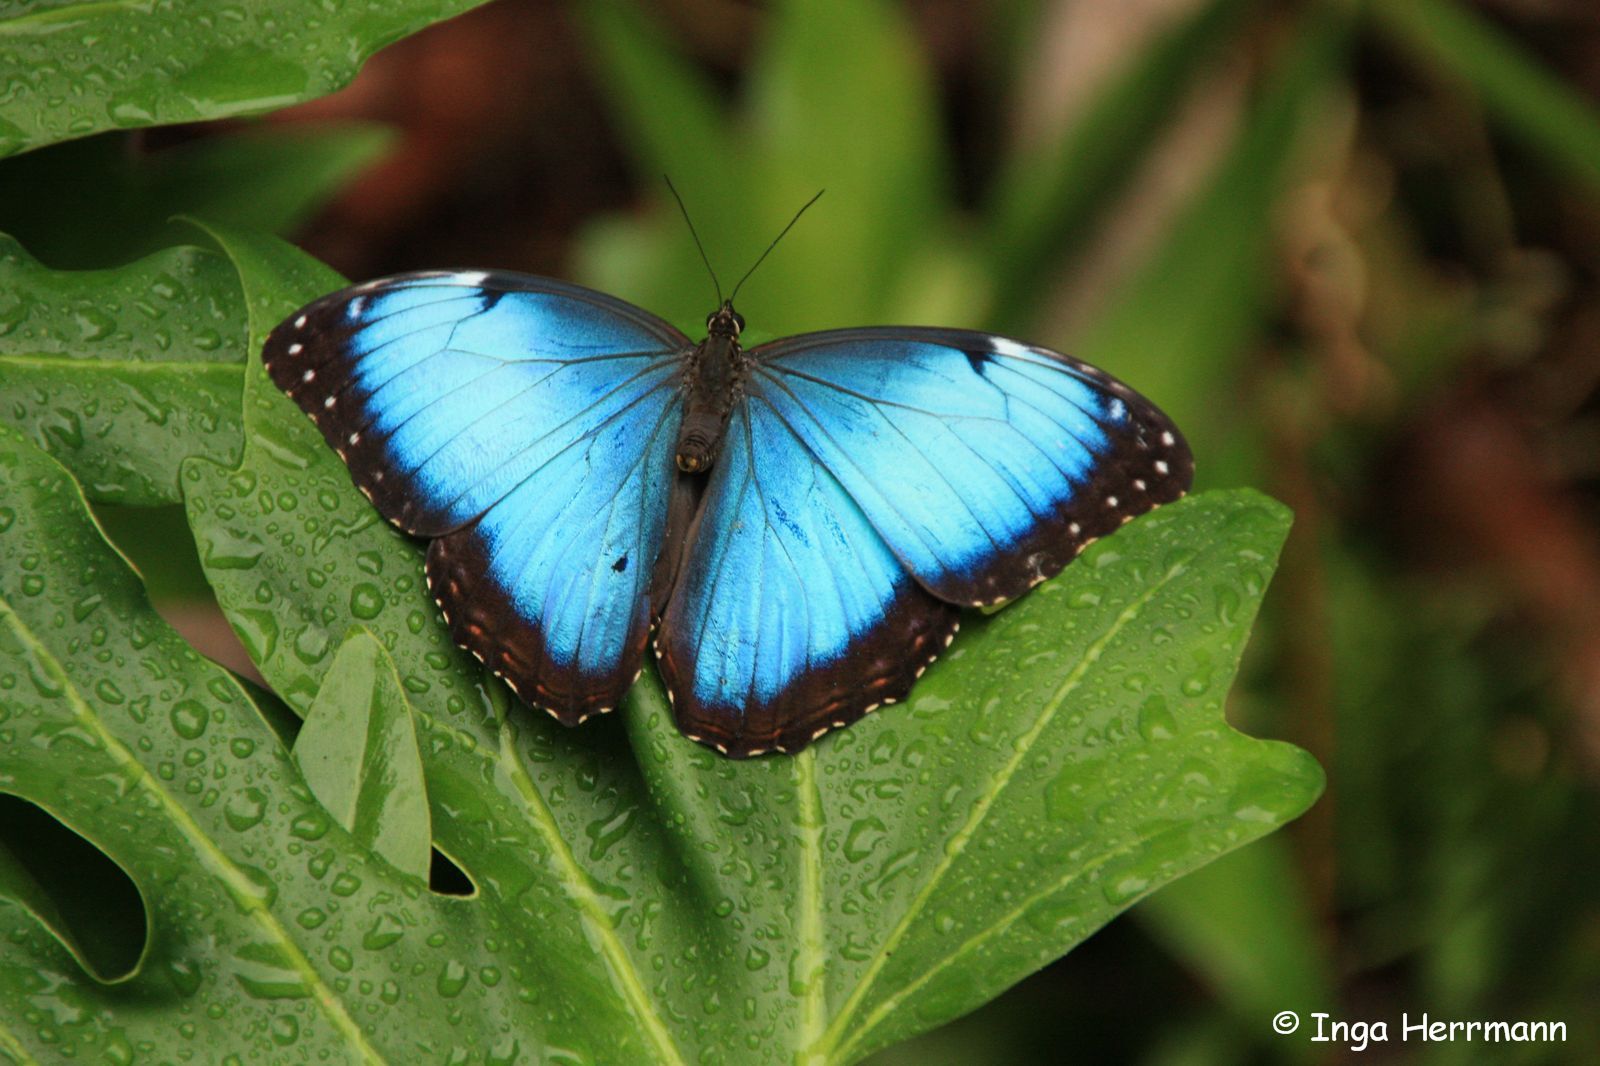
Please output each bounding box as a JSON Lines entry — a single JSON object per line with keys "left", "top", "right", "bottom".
{"left": 676, "top": 302, "right": 749, "bottom": 473}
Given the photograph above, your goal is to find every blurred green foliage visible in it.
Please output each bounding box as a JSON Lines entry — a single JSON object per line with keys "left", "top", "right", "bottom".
{"left": 0, "top": 123, "right": 392, "bottom": 268}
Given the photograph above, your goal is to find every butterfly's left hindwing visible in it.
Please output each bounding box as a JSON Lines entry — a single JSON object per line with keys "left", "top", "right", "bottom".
{"left": 265, "top": 271, "right": 693, "bottom": 722}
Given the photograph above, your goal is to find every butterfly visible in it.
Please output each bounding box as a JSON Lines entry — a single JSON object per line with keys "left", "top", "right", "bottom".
{"left": 265, "top": 261, "right": 1191, "bottom": 757}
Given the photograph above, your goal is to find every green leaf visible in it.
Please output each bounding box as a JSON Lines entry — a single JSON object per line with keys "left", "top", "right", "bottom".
{"left": 798, "top": 491, "right": 1321, "bottom": 1062}
{"left": 0, "top": 234, "right": 248, "bottom": 504}
{"left": 294, "top": 630, "right": 432, "bottom": 882}
{"left": 0, "top": 123, "right": 393, "bottom": 268}
{"left": 0, "top": 422, "right": 601, "bottom": 1063}
{"left": 983, "top": 0, "right": 1254, "bottom": 331}
{"left": 1373, "top": 0, "right": 1600, "bottom": 193}
{"left": 162, "top": 222, "right": 1320, "bottom": 1065}
{"left": 0, "top": 0, "right": 491, "bottom": 159}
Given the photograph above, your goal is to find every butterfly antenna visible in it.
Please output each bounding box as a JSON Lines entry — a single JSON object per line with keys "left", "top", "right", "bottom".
{"left": 664, "top": 175, "right": 723, "bottom": 306}
{"left": 729, "top": 188, "right": 825, "bottom": 304}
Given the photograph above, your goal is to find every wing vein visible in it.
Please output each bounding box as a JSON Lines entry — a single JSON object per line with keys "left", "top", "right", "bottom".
{"left": 754, "top": 369, "right": 1004, "bottom": 560}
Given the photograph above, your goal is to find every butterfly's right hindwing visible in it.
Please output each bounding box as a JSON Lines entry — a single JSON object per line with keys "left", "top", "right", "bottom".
{"left": 656, "top": 399, "right": 959, "bottom": 756}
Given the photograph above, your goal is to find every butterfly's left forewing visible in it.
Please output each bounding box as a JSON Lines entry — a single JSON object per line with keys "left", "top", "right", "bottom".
{"left": 749, "top": 328, "right": 1194, "bottom": 607}
{"left": 266, "top": 271, "right": 693, "bottom": 722}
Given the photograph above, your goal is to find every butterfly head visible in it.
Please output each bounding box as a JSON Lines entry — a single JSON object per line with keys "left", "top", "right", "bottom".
{"left": 705, "top": 301, "right": 745, "bottom": 339}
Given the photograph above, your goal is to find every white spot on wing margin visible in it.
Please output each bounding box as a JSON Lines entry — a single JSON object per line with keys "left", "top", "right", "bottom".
{"left": 988, "top": 336, "right": 1033, "bottom": 360}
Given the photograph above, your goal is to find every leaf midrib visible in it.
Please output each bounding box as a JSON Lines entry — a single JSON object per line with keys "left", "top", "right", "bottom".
{"left": 821, "top": 550, "right": 1193, "bottom": 1062}
{"left": 0, "top": 599, "right": 389, "bottom": 1065}
{"left": 497, "top": 722, "right": 689, "bottom": 1066}
{"left": 0, "top": 1012, "right": 41, "bottom": 1065}
{"left": 0, "top": 354, "right": 242, "bottom": 374}
{"left": 794, "top": 749, "right": 827, "bottom": 1065}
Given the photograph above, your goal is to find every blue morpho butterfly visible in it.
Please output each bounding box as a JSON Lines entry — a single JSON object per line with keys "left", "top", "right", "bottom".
{"left": 265, "top": 192, "right": 1193, "bottom": 758}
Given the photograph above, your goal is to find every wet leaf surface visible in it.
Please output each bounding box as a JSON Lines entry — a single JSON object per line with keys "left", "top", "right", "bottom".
{"left": 0, "top": 0, "right": 491, "bottom": 158}
{"left": 295, "top": 629, "right": 433, "bottom": 883}
{"left": 0, "top": 235, "right": 247, "bottom": 504}
{"left": 0, "top": 421, "right": 594, "bottom": 1063}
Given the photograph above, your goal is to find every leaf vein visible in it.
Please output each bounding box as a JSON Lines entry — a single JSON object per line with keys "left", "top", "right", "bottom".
{"left": 0, "top": 0, "right": 152, "bottom": 37}
{"left": 0, "top": 1011, "right": 42, "bottom": 1065}
{"left": 845, "top": 839, "right": 1146, "bottom": 1060}
{"left": 497, "top": 724, "right": 689, "bottom": 1066}
{"left": 820, "top": 551, "right": 1192, "bottom": 1059}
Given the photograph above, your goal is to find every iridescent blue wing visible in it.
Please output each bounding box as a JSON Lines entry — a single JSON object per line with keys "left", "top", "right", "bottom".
{"left": 748, "top": 328, "right": 1193, "bottom": 607}
{"left": 264, "top": 270, "right": 692, "bottom": 722}
{"left": 656, "top": 397, "right": 959, "bottom": 756}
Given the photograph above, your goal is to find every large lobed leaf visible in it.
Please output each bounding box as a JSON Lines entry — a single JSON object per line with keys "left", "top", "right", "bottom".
{"left": 0, "top": 223, "right": 1324, "bottom": 1062}
{"left": 162, "top": 224, "right": 1321, "bottom": 1061}
{"left": 0, "top": 0, "right": 490, "bottom": 159}
{"left": 0, "top": 234, "right": 248, "bottom": 505}
{"left": 0, "top": 421, "right": 595, "bottom": 1063}
{"left": 1, "top": 367, "right": 1321, "bottom": 1064}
